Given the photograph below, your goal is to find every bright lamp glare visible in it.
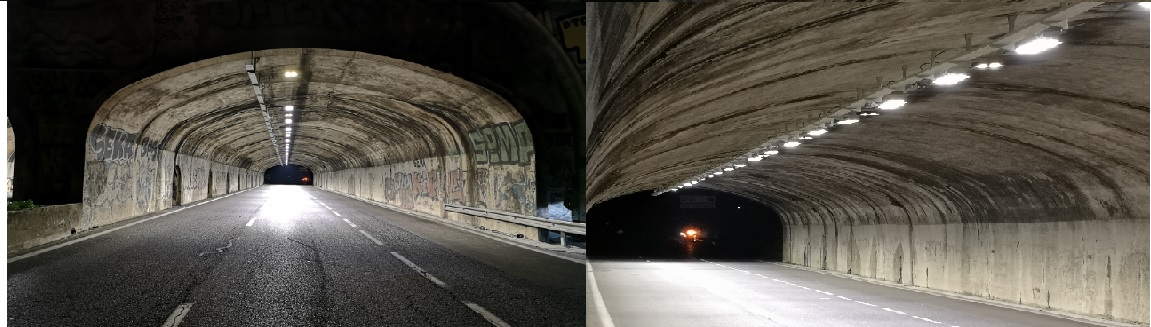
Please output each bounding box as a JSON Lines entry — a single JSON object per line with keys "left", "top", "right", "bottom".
{"left": 878, "top": 99, "right": 906, "bottom": 110}
{"left": 285, "top": 106, "right": 294, "bottom": 112}
{"left": 933, "top": 73, "right": 969, "bottom": 85}
{"left": 1016, "top": 37, "right": 1061, "bottom": 55}
{"left": 284, "top": 71, "right": 299, "bottom": 78}
{"left": 764, "top": 150, "right": 779, "bottom": 155}
{"left": 838, "top": 119, "right": 860, "bottom": 125}
{"left": 783, "top": 141, "right": 801, "bottom": 148}
{"left": 685, "top": 229, "right": 697, "bottom": 236}
{"left": 286, "top": 113, "right": 293, "bottom": 117}
{"left": 285, "top": 119, "right": 293, "bottom": 124}
{"left": 708, "top": 174, "right": 714, "bottom": 178}
{"left": 808, "top": 129, "right": 827, "bottom": 136}
{"left": 1141, "top": 2, "right": 1151, "bottom": 8}
{"left": 747, "top": 156, "right": 763, "bottom": 162}
{"left": 286, "top": 127, "right": 292, "bottom": 132}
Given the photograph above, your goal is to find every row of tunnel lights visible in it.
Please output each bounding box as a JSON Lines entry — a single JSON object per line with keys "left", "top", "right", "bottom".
{"left": 246, "top": 63, "right": 302, "bottom": 165}
{"left": 665, "top": 19, "right": 1086, "bottom": 194}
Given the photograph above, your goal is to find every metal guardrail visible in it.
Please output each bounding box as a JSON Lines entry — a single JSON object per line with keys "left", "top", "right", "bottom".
{"left": 444, "top": 204, "right": 586, "bottom": 237}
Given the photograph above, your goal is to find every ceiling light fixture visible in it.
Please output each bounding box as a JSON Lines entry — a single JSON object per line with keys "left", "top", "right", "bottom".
{"left": 933, "top": 73, "right": 970, "bottom": 85}
{"left": 284, "top": 71, "right": 299, "bottom": 78}
{"left": 723, "top": 167, "right": 735, "bottom": 172}
{"left": 1016, "top": 36, "right": 1061, "bottom": 55}
{"left": 878, "top": 99, "right": 906, "bottom": 110}
{"left": 747, "top": 156, "right": 763, "bottom": 162}
{"left": 838, "top": 118, "right": 860, "bottom": 125}
{"left": 285, "top": 119, "right": 293, "bottom": 124}
{"left": 808, "top": 129, "right": 827, "bottom": 136}
{"left": 285, "top": 106, "right": 294, "bottom": 112}
{"left": 783, "top": 141, "right": 801, "bottom": 148}
{"left": 763, "top": 150, "right": 779, "bottom": 155}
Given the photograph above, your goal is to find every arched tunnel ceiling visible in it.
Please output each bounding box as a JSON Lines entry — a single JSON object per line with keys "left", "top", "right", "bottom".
{"left": 586, "top": 2, "right": 1149, "bottom": 222}
{"left": 92, "top": 48, "right": 521, "bottom": 172}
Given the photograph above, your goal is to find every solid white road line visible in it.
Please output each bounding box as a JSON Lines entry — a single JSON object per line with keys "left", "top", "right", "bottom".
{"left": 245, "top": 217, "right": 257, "bottom": 227}
{"left": 342, "top": 218, "right": 357, "bottom": 228}
{"left": 159, "top": 302, "right": 194, "bottom": 327}
{"left": 390, "top": 252, "right": 447, "bottom": 288}
{"left": 8, "top": 208, "right": 187, "bottom": 263}
{"left": 462, "top": 301, "right": 512, "bottom": 327}
{"left": 332, "top": 211, "right": 341, "bottom": 217}
{"left": 587, "top": 263, "right": 616, "bottom": 327}
{"left": 358, "top": 230, "right": 384, "bottom": 245}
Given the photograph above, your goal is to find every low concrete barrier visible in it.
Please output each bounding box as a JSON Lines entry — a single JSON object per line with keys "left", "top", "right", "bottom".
{"left": 7, "top": 203, "right": 83, "bottom": 253}
{"left": 444, "top": 204, "right": 585, "bottom": 246}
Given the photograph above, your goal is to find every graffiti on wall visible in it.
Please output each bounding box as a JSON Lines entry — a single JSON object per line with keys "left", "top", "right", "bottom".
{"left": 446, "top": 167, "right": 467, "bottom": 205}
{"left": 558, "top": 14, "right": 586, "bottom": 64}
{"left": 467, "top": 121, "right": 533, "bottom": 166}
{"left": 89, "top": 124, "right": 161, "bottom": 161}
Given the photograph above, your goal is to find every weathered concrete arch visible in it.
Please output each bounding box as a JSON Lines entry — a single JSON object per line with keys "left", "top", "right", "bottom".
{"left": 84, "top": 48, "right": 537, "bottom": 227}
{"left": 11, "top": 1, "right": 585, "bottom": 220}
{"left": 588, "top": 2, "right": 1148, "bottom": 324}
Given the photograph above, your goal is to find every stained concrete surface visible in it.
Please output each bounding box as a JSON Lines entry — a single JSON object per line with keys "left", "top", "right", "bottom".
{"left": 7, "top": 185, "right": 583, "bottom": 327}
{"left": 590, "top": 260, "right": 1125, "bottom": 327}
{"left": 586, "top": 3, "right": 1149, "bottom": 324}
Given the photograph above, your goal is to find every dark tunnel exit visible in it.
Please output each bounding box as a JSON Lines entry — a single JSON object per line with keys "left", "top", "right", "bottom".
{"left": 588, "top": 189, "right": 784, "bottom": 260}
{"left": 264, "top": 165, "right": 314, "bottom": 185}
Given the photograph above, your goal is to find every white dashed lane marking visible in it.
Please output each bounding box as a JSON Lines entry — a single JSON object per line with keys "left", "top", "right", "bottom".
{"left": 703, "top": 260, "right": 960, "bottom": 327}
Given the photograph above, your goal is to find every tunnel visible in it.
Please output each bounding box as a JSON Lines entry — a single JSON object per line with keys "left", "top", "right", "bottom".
{"left": 81, "top": 48, "right": 539, "bottom": 227}
{"left": 586, "top": 2, "right": 1148, "bottom": 325}
{"left": 8, "top": 2, "right": 586, "bottom": 326}
{"left": 9, "top": 2, "right": 585, "bottom": 221}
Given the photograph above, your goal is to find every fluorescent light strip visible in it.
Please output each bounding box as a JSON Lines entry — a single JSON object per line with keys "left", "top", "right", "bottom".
{"left": 654, "top": 3, "right": 1101, "bottom": 195}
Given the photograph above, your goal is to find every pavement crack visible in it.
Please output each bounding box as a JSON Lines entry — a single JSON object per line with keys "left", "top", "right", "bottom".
{"left": 198, "top": 236, "right": 239, "bottom": 257}
{"left": 286, "top": 237, "right": 331, "bottom": 327}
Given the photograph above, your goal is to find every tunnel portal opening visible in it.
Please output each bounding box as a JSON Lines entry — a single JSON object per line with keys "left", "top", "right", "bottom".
{"left": 265, "top": 165, "right": 314, "bottom": 186}
{"left": 588, "top": 188, "right": 784, "bottom": 260}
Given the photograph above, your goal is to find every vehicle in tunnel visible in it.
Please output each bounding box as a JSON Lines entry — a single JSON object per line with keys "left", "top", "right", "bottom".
{"left": 588, "top": 189, "right": 783, "bottom": 260}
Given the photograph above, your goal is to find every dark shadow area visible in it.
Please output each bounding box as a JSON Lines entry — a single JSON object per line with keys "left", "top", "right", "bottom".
{"left": 588, "top": 188, "right": 783, "bottom": 260}
{"left": 264, "top": 165, "right": 314, "bottom": 185}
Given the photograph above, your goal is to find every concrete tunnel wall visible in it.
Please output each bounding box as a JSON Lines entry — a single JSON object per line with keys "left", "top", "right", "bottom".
{"left": 587, "top": 3, "right": 1149, "bottom": 324}
{"left": 85, "top": 48, "right": 537, "bottom": 230}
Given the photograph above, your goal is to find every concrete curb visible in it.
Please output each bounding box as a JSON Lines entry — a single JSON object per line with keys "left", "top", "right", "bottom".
{"left": 316, "top": 188, "right": 586, "bottom": 263}
{"left": 772, "top": 262, "right": 1146, "bottom": 327}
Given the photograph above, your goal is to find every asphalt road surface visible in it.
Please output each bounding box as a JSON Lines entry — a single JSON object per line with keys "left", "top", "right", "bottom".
{"left": 8, "top": 185, "right": 584, "bottom": 327}
{"left": 589, "top": 260, "right": 1114, "bottom": 327}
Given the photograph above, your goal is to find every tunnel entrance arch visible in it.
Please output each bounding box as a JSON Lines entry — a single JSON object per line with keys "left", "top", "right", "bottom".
{"left": 587, "top": 188, "right": 783, "bottom": 259}
{"left": 14, "top": 2, "right": 585, "bottom": 223}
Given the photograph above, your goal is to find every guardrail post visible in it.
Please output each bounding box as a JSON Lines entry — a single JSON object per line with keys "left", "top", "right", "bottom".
{"left": 560, "top": 231, "right": 567, "bottom": 247}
